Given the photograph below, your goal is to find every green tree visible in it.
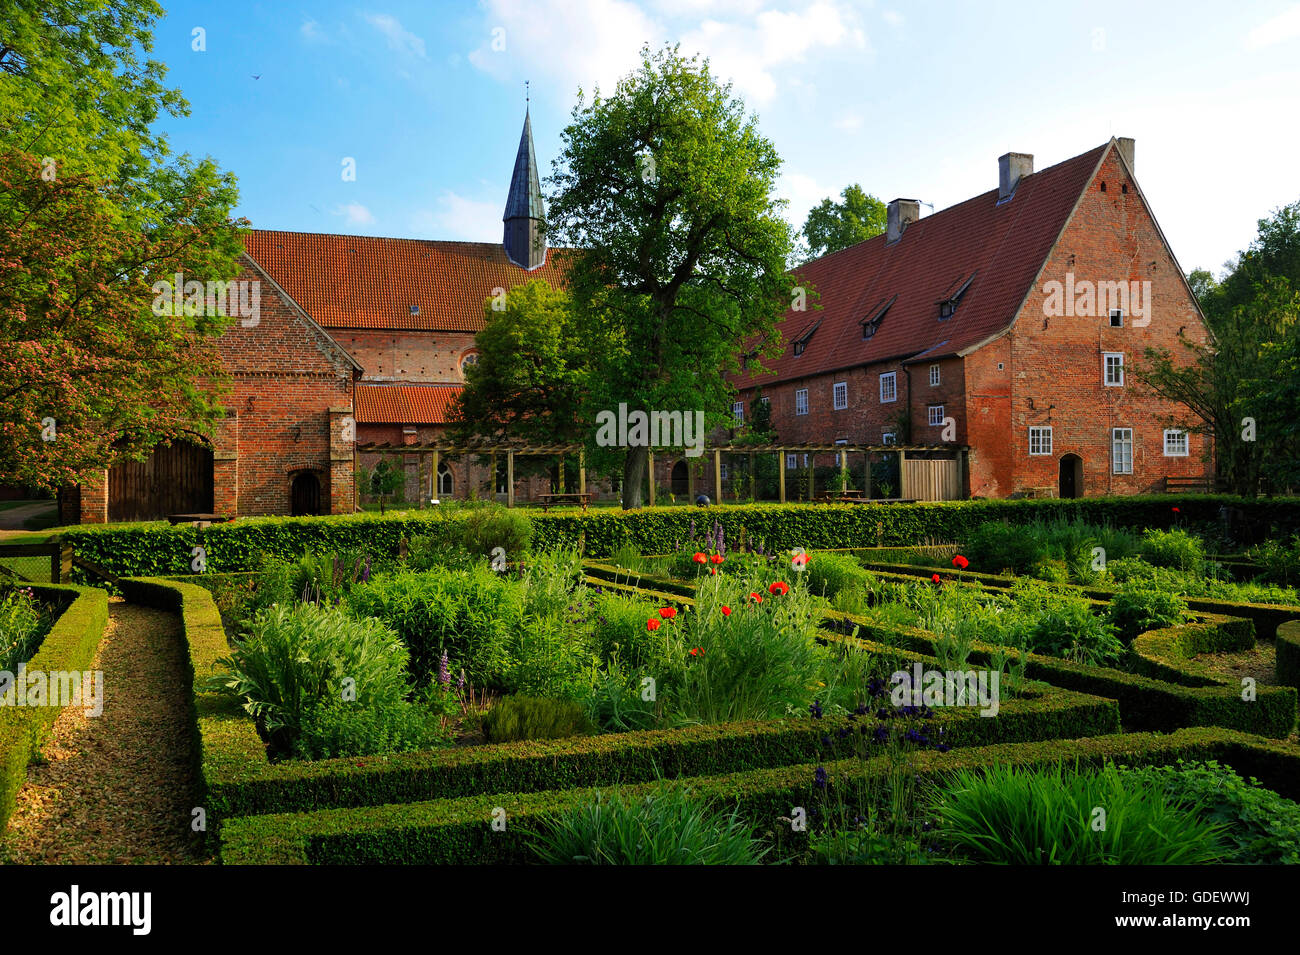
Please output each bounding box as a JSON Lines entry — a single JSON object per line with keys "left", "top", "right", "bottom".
{"left": 548, "top": 45, "right": 797, "bottom": 508}
{"left": 800, "top": 184, "right": 887, "bottom": 260}
{"left": 0, "top": 0, "right": 243, "bottom": 490}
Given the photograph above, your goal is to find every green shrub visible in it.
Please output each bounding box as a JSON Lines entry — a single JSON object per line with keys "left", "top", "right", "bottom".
{"left": 1140, "top": 528, "right": 1206, "bottom": 572}
{"left": 804, "top": 552, "right": 874, "bottom": 600}
{"left": 808, "top": 825, "right": 940, "bottom": 865}
{"left": 588, "top": 590, "right": 663, "bottom": 671}
{"left": 1114, "top": 760, "right": 1300, "bottom": 864}
{"left": 524, "top": 786, "right": 765, "bottom": 864}
{"left": 209, "top": 603, "right": 433, "bottom": 758}
{"left": 459, "top": 505, "right": 533, "bottom": 561}
{"left": 932, "top": 761, "right": 1226, "bottom": 864}
{"left": 347, "top": 567, "right": 522, "bottom": 688}
{"left": 481, "top": 695, "right": 595, "bottom": 743}
{"left": 963, "top": 521, "right": 1043, "bottom": 574}
{"left": 1107, "top": 582, "right": 1191, "bottom": 641}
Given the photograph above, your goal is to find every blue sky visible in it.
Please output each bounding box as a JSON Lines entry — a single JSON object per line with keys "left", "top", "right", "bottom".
{"left": 154, "top": 0, "right": 1300, "bottom": 276}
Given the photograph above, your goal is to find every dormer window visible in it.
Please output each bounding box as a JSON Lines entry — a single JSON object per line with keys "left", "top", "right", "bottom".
{"left": 861, "top": 295, "right": 896, "bottom": 340}
{"left": 410, "top": 305, "right": 420, "bottom": 316}
{"left": 937, "top": 272, "right": 976, "bottom": 320}
{"left": 791, "top": 320, "right": 820, "bottom": 357}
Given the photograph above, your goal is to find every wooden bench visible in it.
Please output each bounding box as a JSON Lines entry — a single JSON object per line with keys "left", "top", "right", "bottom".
{"left": 532, "top": 493, "right": 593, "bottom": 512}
{"left": 166, "top": 513, "right": 232, "bottom": 526}
{"left": 1163, "top": 477, "right": 1219, "bottom": 494}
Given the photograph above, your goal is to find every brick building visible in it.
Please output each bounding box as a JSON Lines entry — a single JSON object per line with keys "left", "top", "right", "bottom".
{"left": 728, "top": 137, "right": 1212, "bottom": 498}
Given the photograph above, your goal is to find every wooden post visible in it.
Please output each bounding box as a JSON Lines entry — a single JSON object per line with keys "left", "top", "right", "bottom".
{"left": 557, "top": 453, "right": 565, "bottom": 493}
{"left": 898, "top": 448, "right": 908, "bottom": 500}
{"left": 648, "top": 451, "right": 656, "bottom": 507}
{"left": 840, "top": 447, "right": 848, "bottom": 491}
{"left": 431, "top": 449, "right": 440, "bottom": 500}
{"left": 864, "top": 449, "right": 872, "bottom": 499}
{"left": 579, "top": 448, "right": 587, "bottom": 496}
{"left": 490, "top": 451, "right": 497, "bottom": 500}
{"left": 748, "top": 451, "right": 755, "bottom": 501}
{"left": 506, "top": 450, "right": 515, "bottom": 508}
{"left": 713, "top": 449, "right": 722, "bottom": 503}
{"left": 806, "top": 453, "right": 815, "bottom": 501}
{"left": 687, "top": 458, "right": 695, "bottom": 501}
{"left": 778, "top": 451, "right": 786, "bottom": 503}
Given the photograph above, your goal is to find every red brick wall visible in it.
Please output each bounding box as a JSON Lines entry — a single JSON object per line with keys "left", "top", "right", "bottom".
{"left": 995, "top": 149, "right": 1211, "bottom": 496}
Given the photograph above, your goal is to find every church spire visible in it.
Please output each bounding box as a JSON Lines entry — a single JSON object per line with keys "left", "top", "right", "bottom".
{"left": 503, "top": 87, "right": 546, "bottom": 270}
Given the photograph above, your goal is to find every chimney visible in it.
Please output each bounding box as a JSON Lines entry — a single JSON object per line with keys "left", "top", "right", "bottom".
{"left": 998, "top": 152, "right": 1034, "bottom": 201}
{"left": 1116, "top": 137, "right": 1135, "bottom": 173}
{"left": 886, "top": 198, "right": 920, "bottom": 243}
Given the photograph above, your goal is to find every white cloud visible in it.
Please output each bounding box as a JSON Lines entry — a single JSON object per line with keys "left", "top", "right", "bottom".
{"left": 334, "top": 203, "right": 377, "bottom": 225}
{"left": 467, "top": 0, "right": 868, "bottom": 106}
{"left": 1244, "top": 5, "right": 1300, "bottom": 49}
{"left": 364, "top": 12, "right": 428, "bottom": 58}
{"left": 776, "top": 170, "right": 836, "bottom": 231}
{"left": 882, "top": 10, "right": 903, "bottom": 27}
{"left": 300, "top": 18, "right": 326, "bottom": 42}
{"left": 833, "top": 111, "right": 863, "bottom": 131}
{"left": 411, "top": 191, "right": 502, "bottom": 242}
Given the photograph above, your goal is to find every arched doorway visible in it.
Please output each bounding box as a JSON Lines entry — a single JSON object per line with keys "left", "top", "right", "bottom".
{"left": 671, "top": 461, "right": 688, "bottom": 496}
{"left": 1058, "top": 454, "right": 1083, "bottom": 499}
{"left": 290, "top": 471, "right": 323, "bottom": 516}
{"left": 437, "top": 463, "right": 454, "bottom": 496}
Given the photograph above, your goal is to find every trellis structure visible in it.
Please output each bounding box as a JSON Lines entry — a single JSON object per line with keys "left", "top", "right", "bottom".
{"left": 354, "top": 441, "right": 970, "bottom": 506}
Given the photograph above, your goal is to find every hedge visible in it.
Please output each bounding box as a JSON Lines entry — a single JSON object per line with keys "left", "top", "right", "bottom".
{"left": 218, "top": 725, "right": 1300, "bottom": 864}
{"left": 858, "top": 559, "right": 1300, "bottom": 641}
{"left": 62, "top": 494, "right": 1300, "bottom": 578}
{"left": 0, "top": 583, "right": 109, "bottom": 831}
{"left": 1278, "top": 621, "right": 1300, "bottom": 691}
{"left": 120, "top": 576, "right": 1119, "bottom": 832}
{"left": 1129, "top": 622, "right": 1257, "bottom": 686}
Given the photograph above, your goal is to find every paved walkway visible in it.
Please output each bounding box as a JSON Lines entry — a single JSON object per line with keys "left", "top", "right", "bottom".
{"left": 0, "top": 501, "right": 56, "bottom": 532}
{"left": 0, "top": 601, "right": 203, "bottom": 864}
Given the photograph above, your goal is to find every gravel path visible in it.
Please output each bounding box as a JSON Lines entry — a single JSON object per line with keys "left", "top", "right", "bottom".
{"left": 0, "top": 600, "right": 203, "bottom": 864}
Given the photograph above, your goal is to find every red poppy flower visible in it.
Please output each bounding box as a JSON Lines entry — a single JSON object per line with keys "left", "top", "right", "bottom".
{"left": 792, "top": 552, "right": 808, "bottom": 568}
{"left": 693, "top": 552, "right": 706, "bottom": 564}
{"left": 749, "top": 592, "right": 763, "bottom": 604}
{"left": 721, "top": 606, "right": 732, "bottom": 616}
{"left": 659, "top": 607, "right": 677, "bottom": 619}
{"left": 952, "top": 554, "right": 969, "bottom": 570}
{"left": 1172, "top": 507, "right": 1180, "bottom": 513}
{"left": 646, "top": 619, "right": 661, "bottom": 631}
{"left": 768, "top": 581, "right": 790, "bottom": 596}
{"left": 931, "top": 574, "right": 941, "bottom": 584}
{"left": 709, "top": 567, "right": 717, "bottom": 575}
{"left": 710, "top": 554, "right": 724, "bottom": 564}
{"left": 689, "top": 647, "right": 705, "bottom": 657}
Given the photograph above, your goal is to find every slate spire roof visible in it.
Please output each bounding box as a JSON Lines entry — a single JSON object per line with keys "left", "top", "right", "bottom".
{"left": 503, "top": 107, "right": 548, "bottom": 269}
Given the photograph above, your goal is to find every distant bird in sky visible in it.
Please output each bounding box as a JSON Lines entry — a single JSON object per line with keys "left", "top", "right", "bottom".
{"left": 251, "top": 74, "right": 261, "bottom": 80}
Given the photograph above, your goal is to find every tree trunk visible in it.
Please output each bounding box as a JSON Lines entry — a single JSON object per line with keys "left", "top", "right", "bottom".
{"left": 622, "top": 445, "right": 649, "bottom": 509}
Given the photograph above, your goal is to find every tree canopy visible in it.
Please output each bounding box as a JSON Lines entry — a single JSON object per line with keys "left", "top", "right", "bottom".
{"left": 800, "top": 184, "right": 887, "bottom": 260}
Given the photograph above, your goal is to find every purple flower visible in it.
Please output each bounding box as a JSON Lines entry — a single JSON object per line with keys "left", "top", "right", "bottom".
{"left": 813, "top": 766, "right": 828, "bottom": 790}
{"left": 873, "top": 725, "right": 890, "bottom": 743}
{"left": 809, "top": 699, "right": 824, "bottom": 719}
{"left": 456, "top": 669, "right": 466, "bottom": 692}
{"left": 438, "top": 650, "right": 451, "bottom": 688}
{"left": 361, "top": 556, "right": 371, "bottom": 583}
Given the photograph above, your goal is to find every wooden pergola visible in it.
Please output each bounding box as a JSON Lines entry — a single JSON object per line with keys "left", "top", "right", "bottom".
{"left": 355, "top": 441, "right": 969, "bottom": 506}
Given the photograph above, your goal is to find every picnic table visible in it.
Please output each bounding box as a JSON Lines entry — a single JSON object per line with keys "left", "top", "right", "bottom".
{"left": 532, "top": 493, "right": 593, "bottom": 512}
{"left": 166, "top": 513, "right": 232, "bottom": 526}
{"left": 813, "top": 490, "right": 870, "bottom": 503}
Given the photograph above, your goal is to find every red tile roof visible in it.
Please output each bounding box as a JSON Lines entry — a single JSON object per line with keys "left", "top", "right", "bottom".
{"left": 242, "top": 231, "right": 570, "bottom": 332}
{"left": 354, "top": 384, "right": 463, "bottom": 424}
{"left": 735, "top": 142, "right": 1111, "bottom": 389}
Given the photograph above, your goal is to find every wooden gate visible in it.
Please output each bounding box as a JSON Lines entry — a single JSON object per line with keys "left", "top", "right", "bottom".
{"left": 903, "top": 457, "right": 962, "bottom": 501}
{"left": 108, "top": 441, "right": 214, "bottom": 522}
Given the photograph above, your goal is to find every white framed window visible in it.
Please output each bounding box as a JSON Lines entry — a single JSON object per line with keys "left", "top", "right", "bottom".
{"left": 1163, "top": 429, "right": 1189, "bottom": 457}
{"left": 759, "top": 395, "right": 770, "bottom": 406}
{"left": 1103, "top": 352, "right": 1125, "bottom": 387}
{"left": 833, "top": 381, "right": 848, "bottom": 410}
{"left": 720, "top": 463, "right": 729, "bottom": 481}
{"left": 732, "top": 401, "right": 744, "bottom": 422}
{"left": 879, "top": 372, "right": 897, "bottom": 403}
{"left": 1112, "top": 428, "right": 1134, "bottom": 474}
{"left": 795, "top": 389, "right": 809, "bottom": 416}
{"left": 928, "top": 404, "right": 945, "bottom": 427}
{"left": 881, "top": 432, "right": 897, "bottom": 445}
{"left": 929, "top": 364, "right": 941, "bottom": 386}
{"left": 1110, "top": 309, "right": 1124, "bottom": 328}
{"left": 786, "top": 453, "right": 797, "bottom": 469}
{"left": 1028, "top": 426, "right": 1053, "bottom": 456}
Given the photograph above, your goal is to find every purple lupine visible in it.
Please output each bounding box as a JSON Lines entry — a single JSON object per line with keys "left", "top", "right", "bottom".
{"left": 438, "top": 650, "right": 451, "bottom": 688}
{"left": 456, "top": 669, "right": 466, "bottom": 692}
{"left": 361, "top": 556, "right": 371, "bottom": 583}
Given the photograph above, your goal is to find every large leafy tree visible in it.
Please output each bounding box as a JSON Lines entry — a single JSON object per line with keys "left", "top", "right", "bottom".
{"left": 0, "top": 0, "right": 243, "bottom": 491}
{"left": 800, "top": 184, "right": 887, "bottom": 260}
{"left": 1136, "top": 201, "right": 1300, "bottom": 495}
{"left": 449, "top": 279, "right": 589, "bottom": 447}
{"left": 548, "top": 45, "right": 796, "bottom": 508}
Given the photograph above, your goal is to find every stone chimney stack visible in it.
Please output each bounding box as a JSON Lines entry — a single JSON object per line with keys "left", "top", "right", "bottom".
{"left": 998, "top": 152, "right": 1034, "bottom": 201}
{"left": 886, "top": 198, "right": 921, "bottom": 243}
{"left": 1116, "top": 137, "right": 1135, "bottom": 173}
